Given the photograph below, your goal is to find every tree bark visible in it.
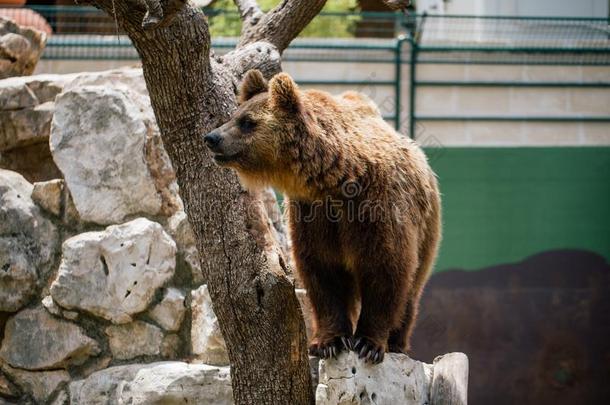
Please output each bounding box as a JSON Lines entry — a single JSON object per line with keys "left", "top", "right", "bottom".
{"left": 85, "top": 0, "right": 323, "bottom": 403}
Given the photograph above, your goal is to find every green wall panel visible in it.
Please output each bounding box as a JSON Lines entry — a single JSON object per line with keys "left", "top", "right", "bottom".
{"left": 427, "top": 147, "right": 610, "bottom": 272}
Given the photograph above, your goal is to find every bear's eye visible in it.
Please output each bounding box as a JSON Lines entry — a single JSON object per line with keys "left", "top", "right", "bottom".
{"left": 239, "top": 116, "right": 257, "bottom": 133}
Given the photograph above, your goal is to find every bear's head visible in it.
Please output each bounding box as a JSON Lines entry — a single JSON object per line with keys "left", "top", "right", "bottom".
{"left": 203, "top": 69, "right": 311, "bottom": 195}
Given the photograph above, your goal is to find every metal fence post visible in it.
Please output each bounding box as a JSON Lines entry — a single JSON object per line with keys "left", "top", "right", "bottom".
{"left": 408, "top": 36, "right": 418, "bottom": 139}
{"left": 394, "top": 36, "right": 407, "bottom": 132}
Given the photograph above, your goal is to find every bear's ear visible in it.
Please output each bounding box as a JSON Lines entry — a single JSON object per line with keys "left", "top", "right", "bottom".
{"left": 269, "top": 73, "right": 301, "bottom": 113}
{"left": 239, "top": 69, "right": 268, "bottom": 103}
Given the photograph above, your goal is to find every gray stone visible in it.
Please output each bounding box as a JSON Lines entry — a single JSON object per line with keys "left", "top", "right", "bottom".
{"left": 0, "top": 307, "right": 100, "bottom": 370}
{"left": 0, "top": 18, "right": 47, "bottom": 79}
{"left": 106, "top": 321, "right": 164, "bottom": 360}
{"left": 50, "top": 85, "right": 180, "bottom": 225}
{"left": 69, "top": 362, "right": 232, "bottom": 405}
{"left": 0, "top": 371, "right": 19, "bottom": 399}
{"left": 0, "top": 101, "right": 54, "bottom": 152}
{"left": 42, "top": 295, "right": 78, "bottom": 321}
{"left": 0, "top": 241, "right": 36, "bottom": 313}
{"left": 191, "top": 285, "right": 229, "bottom": 366}
{"left": 0, "top": 169, "right": 58, "bottom": 312}
{"left": 315, "top": 351, "right": 433, "bottom": 405}
{"left": 148, "top": 288, "right": 186, "bottom": 332}
{"left": 50, "top": 389, "right": 69, "bottom": 405}
{"left": 31, "top": 178, "right": 62, "bottom": 216}
{"left": 50, "top": 218, "right": 176, "bottom": 324}
{"left": 0, "top": 362, "right": 69, "bottom": 404}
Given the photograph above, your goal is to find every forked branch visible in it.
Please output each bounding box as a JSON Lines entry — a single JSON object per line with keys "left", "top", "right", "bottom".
{"left": 238, "top": 0, "right": 327, "bottom": 53}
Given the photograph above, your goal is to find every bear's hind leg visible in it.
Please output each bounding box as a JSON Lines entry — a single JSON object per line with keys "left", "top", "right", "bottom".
{"left": 387, "top": 295, "right": 419, "bottom": 353}
{"left": 388, "top": 219, "right": 440, "bottom": 353}
{"left": 301, "top": 261, "right": 357, "bottom": 359}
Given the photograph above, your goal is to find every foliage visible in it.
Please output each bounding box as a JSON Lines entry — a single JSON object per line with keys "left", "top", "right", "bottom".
{"left": 206, "top": 0, "right": 362, "bottom": 38}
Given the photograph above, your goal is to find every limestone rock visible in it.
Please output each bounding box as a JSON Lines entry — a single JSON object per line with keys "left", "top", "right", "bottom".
{"left": 0, "top": 371, "right": 19, "bottom": 399}
{"left": 50, "top": 389, "right": 69, "bottom": 405}
{"left": 191, "top": 285, "right": 229, "bottom": 366}
{"left": 160, "top": 334, "right": 181, "bottom": 358}
{"left": 50, "top": 85, "right": 180, "bottom": 225}
{"left": 105, "top": 321, "right": 164, "bottom": 360}
{"left": 1, "top": 363, "right": 69, "bottom": 404}
{"left": 0, "top": 307, "right": 100, "bottom": 370}
{"left": 31, "top": 179, "right": 81, "bottom": 225}
{"left": 166, "top": 211, "right": 203, "bottom": 285}
{"left": 0, "top": 18, "right": 46, "bottom": 79}
{"left": 42, "top": 295, "right": 78, "bottom": 321}
{"left": 50, "top": 218, "right": 176, "bottom": 324}
{"left": 69, "top": 362, "right": 232, "bottom": 405}
{"left": 316, "top": 351, "right": 433, "bottom": 405}
{"left": 31, "top": 178, "right": 62, "bottom": 216}
{"left": 0, "top": 169, "right": 58, "bottom": 312}
{"left": 0, "top": 101, "right": 53, "bottom": 151}
{"left": 0, "top": 241, "right": 36, "bottom": 313}
{"left": 148, "top": 288, "right": 186, "bottom": 332}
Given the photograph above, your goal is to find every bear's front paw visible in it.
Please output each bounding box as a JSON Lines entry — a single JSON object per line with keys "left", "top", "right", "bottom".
{"left": 308, "top": 335, "right": 351, "bottom": 359}
{"left": 351, "top": 336, "right": 386, "bottom": 364}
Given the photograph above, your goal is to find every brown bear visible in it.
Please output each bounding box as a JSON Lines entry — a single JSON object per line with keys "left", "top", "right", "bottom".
{"left": 204, "top": 70, "right": 441, "bottom": 364}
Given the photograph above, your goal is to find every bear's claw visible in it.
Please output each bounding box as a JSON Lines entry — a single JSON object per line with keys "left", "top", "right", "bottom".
{"left": 352, "top": 336, "right": 385, "bottom": 364}
{"left": 309, "top": 335, "right": 350, "bottom": 359}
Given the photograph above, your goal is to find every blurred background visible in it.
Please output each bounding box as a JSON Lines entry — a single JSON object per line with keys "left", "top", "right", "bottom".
{"left": 1, "top": 0, "right": 608, "bottom": 404}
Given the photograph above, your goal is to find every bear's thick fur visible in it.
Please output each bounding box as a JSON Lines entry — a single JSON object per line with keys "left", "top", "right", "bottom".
{"left": 204, "top": 70, "right": 441, "bottom": 364}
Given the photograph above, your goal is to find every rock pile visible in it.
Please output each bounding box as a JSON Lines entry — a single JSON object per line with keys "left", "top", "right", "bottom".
{"left": 0, "top": 68, "right": 230, "bottom": 404}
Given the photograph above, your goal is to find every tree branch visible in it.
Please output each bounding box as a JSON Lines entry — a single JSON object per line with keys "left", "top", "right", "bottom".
{"left": 233, "top": 0, "right": 263, "bottom": 24}
{"left": 238, "top": 0, "right": 328, "bottom": 53}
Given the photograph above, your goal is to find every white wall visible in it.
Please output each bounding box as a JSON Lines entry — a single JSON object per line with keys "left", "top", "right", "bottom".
{"left": 443, "top": 0, "right": 609, "bottom": 17}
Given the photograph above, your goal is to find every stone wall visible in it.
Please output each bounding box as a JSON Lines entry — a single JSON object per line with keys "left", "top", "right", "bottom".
{"left": 0, "top": 68, "right": 233, "bottom": 404}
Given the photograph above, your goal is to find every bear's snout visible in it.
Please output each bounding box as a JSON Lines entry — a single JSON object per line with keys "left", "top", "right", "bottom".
{"left": 203, "top": 131, "right": 222, "bottom": 151}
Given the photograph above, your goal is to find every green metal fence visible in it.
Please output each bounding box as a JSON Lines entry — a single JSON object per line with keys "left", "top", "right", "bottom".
{"left": 1, "top": 6, "right": 609, "bottom": 136}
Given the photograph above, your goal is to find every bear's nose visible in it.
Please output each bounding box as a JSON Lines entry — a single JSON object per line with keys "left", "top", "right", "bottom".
{"left": 204, "top": 131, "right": 222, "bottom": 150}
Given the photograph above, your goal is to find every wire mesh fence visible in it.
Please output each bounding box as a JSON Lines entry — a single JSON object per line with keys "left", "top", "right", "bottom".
{"left": 1, "top": 6, "right": 608, "bottom": 65}
{"left": 413, "top": 14, "right": 610, "bottom": 65}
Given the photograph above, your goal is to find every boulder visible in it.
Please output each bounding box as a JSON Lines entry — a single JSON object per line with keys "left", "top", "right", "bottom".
{"left": 105, "top": 321, "right": 164, "bottom": 360}
{"left": 0, "top": 73, "right": 72, "bottom": 182}
{"left": 191, "top": 285, "right": 229, "bottom": 366}
{"left": 50, "top": 85, "right": 181, "bottom": 225}
{"left": 0, "top": 101, "right": 53, "bottom": 151}
{"left": 0, "top": 307, "right": 100, "bottom": 370}
{"left": 0, "top": 169, "right": 58, "bottom": 312}
{"left": 148, "top": 288, "right": 186, "bottom": 332}
{"left": 0, "top": 363, "right": 69, "bottom": 404}
{"left": 0, "top": 17, "right": 46, "bottom": 79}
{"left": 316, "top": 351, "right": 469, "bottom": 405}
{"left": 69, "top": 362, "right": 232, "bottom": 405}
{"left": 50, "top": 218, "right": 176, "bottom": 324}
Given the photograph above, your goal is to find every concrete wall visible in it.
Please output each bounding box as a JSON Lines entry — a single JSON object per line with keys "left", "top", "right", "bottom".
{"left": 36, "top": 59, "right": 610, "bottom": 147}
{"left": 444, "top": 0, "right": 609, "bottom": 17}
